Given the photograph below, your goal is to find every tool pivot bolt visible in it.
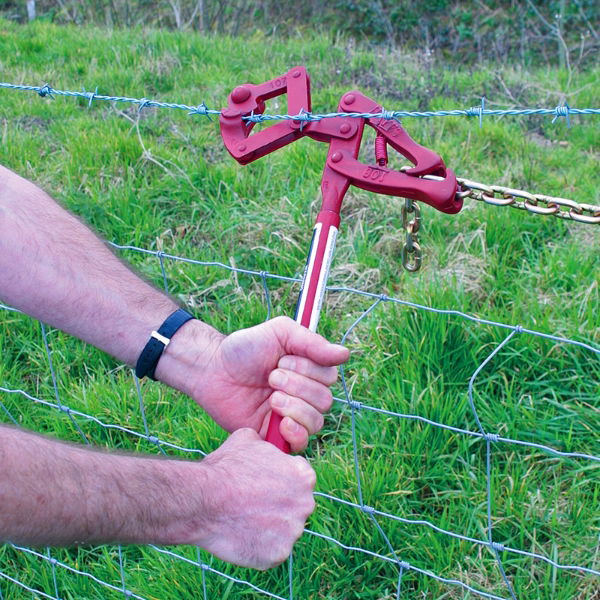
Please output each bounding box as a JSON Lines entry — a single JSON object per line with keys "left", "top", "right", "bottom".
{"left": 343, "top": 93, "right": 356, "bottom": 105}
{"left": 292, "top": 70, "right": 301, "bottom": 78}
{"left": 231, "top": 86, "right": 251, "bottom": 104}
{"left": 331, "top": 152, "right": 342, "bottom": 163}
{"left": 238, "top": 144, "right": 247, "bottom": 152}
{"left": 340, "top": 123, "right": 351, "bottom": 134}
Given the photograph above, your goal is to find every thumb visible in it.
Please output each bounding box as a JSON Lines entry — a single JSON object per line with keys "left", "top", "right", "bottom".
{"left": 271, "top": 316, "right": 349, "bottom": 366}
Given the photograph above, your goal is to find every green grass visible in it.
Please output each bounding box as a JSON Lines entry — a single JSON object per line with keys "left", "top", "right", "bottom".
{"left": 0, "top": 19, "right": 599, "bottom": 600}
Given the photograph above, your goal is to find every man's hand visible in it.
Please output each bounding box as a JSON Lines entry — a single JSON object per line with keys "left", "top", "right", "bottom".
{"left": 0, "top": 166, "right": 348, "bottom": 452}
{"left": 159, "top": 316, "right": 349, "bottom": 453}
{"left": 191, "top": 429, "right": 316, "bottom": 569}
{"left": 1, "top": 425, "right": 314, "bottom": 569}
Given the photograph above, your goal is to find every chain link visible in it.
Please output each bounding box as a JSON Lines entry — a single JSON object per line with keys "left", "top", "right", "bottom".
{"left": 396, "top": 170, "right": 599, "bottom": 272}
{"left": 401, "top": 199, "right": 422, "bottom": 272}
{"left": 456, "top": 178, "right": 600, "bottom": 224}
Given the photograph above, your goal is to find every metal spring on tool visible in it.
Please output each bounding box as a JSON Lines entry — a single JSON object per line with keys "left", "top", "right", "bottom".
{"left": 375, "top": 133, "right": 388, "bottom": 166}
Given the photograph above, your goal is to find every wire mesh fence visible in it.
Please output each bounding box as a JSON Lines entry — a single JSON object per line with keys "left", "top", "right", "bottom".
{"left": 0, "top": 243, "right": 598, "bottom": 600}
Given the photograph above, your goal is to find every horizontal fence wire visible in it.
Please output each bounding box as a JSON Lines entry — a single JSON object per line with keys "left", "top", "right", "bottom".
{"left": 0, "top": 244, "right": 598, "bottom": 600}
{"left": 1, "top": 82, "right": 599, "bottom": 126}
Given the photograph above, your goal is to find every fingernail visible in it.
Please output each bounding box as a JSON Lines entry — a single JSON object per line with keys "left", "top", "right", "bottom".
{"left": 271, "top": 369, "right": 287, "bottom": 387}
{"left": 288, "top": 419, "right": 302, "bottom": 434}
{"left": 329, "top": 343, "right": 347, "bottom": 352}
{"left": 271, "top": 394, "right": 287, "bottom": 409}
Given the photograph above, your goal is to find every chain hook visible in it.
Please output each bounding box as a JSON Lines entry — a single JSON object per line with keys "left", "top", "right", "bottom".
{"left": 401, "top": 199, "right": 422, "bottom": 272}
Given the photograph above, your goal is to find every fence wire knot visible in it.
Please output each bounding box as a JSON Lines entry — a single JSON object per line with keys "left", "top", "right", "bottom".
{"left": 552, "top": 103, "right": 571, "bottom": 127}
{"left": 147, "top": 435, "right": 159, "bottom": 445}
{"left": 85, "top": 87, "right": 98, "bottom": 108}
{"left": 348, "top": 399, "right": 363, "bottom": 411}
{"left": 244, "top": 110, "right": 265, "bottom": 125}
{"left": 360, "top": 504, "right": 375, "bottom": 515}
{"left": 138, "top": 98, "right": 152, "bottom": 112}
{"left": 38, "top": 84, "right": 53, "bottom": 98}
{"left": 398, "top": 560, "right": 410, "bottom": 570}
{"left": 514, "top": 325, "right": 524, "bottom": 333}
{"left": 58, "top": 405, "right": 71, "bottom": 414}
{"left": 467, "top": 97, "right": 485, "bottom": 128}
{"left": 484, "top": 432, "right": 499, "bottom": 442}
{"left": 491, "top": 542, "right": 506, "bottom": 553}
{"left": 188, "top": 102, "right": 211, "bottom": 119}
{"left": 294, "top": 108, "right": 312, "bottom": 122}
{"left": 380, "top": 109, "right": 395, "bottom": 120}
{"left": 295, "top": 108, "right": 312, "bottom": 132}
{"left": 48, "top": 557, "right": 58, "bottom": 566}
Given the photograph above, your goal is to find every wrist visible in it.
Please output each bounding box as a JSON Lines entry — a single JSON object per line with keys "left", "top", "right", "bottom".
{"left": 157, "top": 458, "right": 219, "bottom": 547}
{"left": 153, "top": 317, "right": 225, "bottom": 398}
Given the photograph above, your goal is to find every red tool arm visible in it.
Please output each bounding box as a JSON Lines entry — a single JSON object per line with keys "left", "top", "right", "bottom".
{"left": 220, "top": 68, "right": 461, "bottom": 454}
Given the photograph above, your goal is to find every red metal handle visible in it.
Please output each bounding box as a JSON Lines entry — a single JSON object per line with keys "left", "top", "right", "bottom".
{"left": 265, "top": 211, "right": 340, "bottom": 453}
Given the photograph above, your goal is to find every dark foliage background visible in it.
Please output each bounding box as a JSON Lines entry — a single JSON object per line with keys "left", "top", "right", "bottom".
{"left": 1, "top": 0, "right": 599, "bottom": 68}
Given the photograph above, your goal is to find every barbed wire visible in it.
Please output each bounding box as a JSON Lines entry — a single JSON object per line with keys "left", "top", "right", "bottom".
{"left": 0, "top": 245, "right": 598, "bottom": 600}
{"left": 1, "top": 81, "right": 599, "bottom": 125}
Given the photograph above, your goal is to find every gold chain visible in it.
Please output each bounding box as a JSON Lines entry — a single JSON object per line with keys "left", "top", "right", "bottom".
{"left": 456, "top": 177, "right": 600, "bottom": 224}
{"left": 399, "top": 172, "right": 599, "bottom": 272}
{"left": 401, "top": 198, "right": 422, "bottom": 272}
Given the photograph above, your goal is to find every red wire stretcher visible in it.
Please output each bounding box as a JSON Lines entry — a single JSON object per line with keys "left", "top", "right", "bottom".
{"left": 220, "top": 67, "right": 462, "bottom": 454}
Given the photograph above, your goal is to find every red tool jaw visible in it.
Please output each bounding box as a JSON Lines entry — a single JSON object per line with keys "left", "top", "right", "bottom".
{"left": 219, "top": 66, "right": 311, "bottom": 165}
{"left": 219, "top": 67, "right": 462, "bottom": 215}
{"left": 319, "top": 92, "right": 462, "bottom": 215}
{"left": 339, "top": 91, "right": 447, "bottom": 177}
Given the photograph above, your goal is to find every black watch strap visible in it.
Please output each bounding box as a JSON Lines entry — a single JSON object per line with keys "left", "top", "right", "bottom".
{"left": 135, "top": 308, "right": 194, "bottom": 380}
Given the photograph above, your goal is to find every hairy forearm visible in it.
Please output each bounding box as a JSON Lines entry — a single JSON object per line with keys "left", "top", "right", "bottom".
{"left": 0, "top": 425, "right": 205, "bottom": 546}
{"left": 0, "top": 164, "right": 180, "bottom": 364}
{"left": 0, "top": 165, "right": 222, "bottom": 388}
{"left": 0, "top": 426, "right": 317, "bottom": 569}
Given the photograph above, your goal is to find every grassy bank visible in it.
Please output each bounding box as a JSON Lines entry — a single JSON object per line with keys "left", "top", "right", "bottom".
{"left": 0, "top": 20, "right": 598, "bottom": 599}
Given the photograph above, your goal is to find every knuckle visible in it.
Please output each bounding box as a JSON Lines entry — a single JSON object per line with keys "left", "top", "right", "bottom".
{"left": 293, "top": 522, "right": 306, "bottom": 541}
{"left": 273, "top": 544, "right": 291, "bottom": 566}
{"left": 301, "top": 465, "right": 316, "bottom": 489}
{"left": 294, "top": 457, "right": 314, "bottom": 480}
{"left": 277, "top": 315, "right": 294, "bottom": 328}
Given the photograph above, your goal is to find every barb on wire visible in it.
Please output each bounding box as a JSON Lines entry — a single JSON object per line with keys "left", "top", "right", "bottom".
{"left": 1, "top": 246, "right": 598, "bottom": 600}
{"left": 1, "top": 82, "right": 599, "bottom": 124}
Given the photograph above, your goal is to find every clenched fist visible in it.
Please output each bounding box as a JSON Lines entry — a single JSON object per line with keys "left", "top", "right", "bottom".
{"left": 191, "top": 429, "right": 316, "bottom": 569}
